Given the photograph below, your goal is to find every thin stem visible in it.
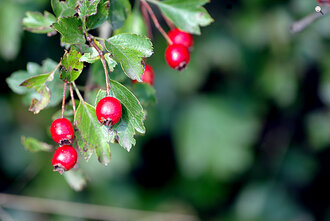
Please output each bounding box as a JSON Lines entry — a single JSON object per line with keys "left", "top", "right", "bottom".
{"left": 141, "top": 3, "right": 153, "bottom": 40}
{"left": 69, "top": 83, "right": 76, "bottom": 117}
{"left": 290, "top": 6, "right": 330, "bottom": 33}
{"left": 160, "top": 11, "right": 175, "bottom": 30}
{"left": 141, "top": 0, "right": 173, "bottom": 44}
{"left": 87, "top": 35, "right": 112, "bottom": 96}
{"left": 61, "top": 82, "right": 67, "bottom": 118}
{"left": 72, "top": 81, "right": 85, "bottom": 103}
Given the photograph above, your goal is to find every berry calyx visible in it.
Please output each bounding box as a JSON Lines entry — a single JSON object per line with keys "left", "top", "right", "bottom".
{"left": 96, "top": 97, "right": 122, "bottom": 126}
{"left": 165, "top": 44, "right": 190, "bottom": 71}
{"left": 52, "top": 145, "right": 77, "bottom": 174}
{"left": 132, "top": 64, "right": 155, "bottom": 86}
{"left": 50, "top": 118, "right": 75, "bottom": 145}
{"left": 168, "top": 28, "right": 194, "bottom": 49}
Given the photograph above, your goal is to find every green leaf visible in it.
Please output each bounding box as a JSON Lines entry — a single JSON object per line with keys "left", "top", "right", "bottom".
{"left": 22, "top": 11, "right": 56, "bottom": 34}
{"left": 21, "top": 136, "right": 53, "bottom": 152}
{"left": 63, "top": 169, "right": 88, "bottom": 191}
{"left": 86, "top": 0, "right": 109, "bottom": 29}
{"left": 104, "top": 53, "right": 117, "bottom": 72}
{"left": 52, "top": 17, "right": 86, "bottom": 44}
{"left": 6, "top": 60, "right": 64, "bottom": 111}
{"left": 79, "top": 47, "right": 100, "bottom": 63}
{"left": 76, "top": 0, "right": 101, "bottom": 18}
{"left": 114, "top": 5, "right": 147, "bottom": 35}
{"left": 51, "top": 0, "right": 77, "bottom": 17}
{"left": 147, "top": 0, "right": 213, "bottom": 35}
{"left": 61, "top": 49, "right": 84, "bottom": 82}
{"left": 20, "top": 72, "right": 56, "bottom": 114}
{"left": 95, "top": 80, "right": 145, "bottom": 151}
{"left": 104, "top": 33, "right": 153, "bottom": 81}
{"left": 74, "top": 101, "right": 111, "bottom": 165}
{"left": 109, "top": 0, "right": 131, "bottom": 30}
{"left": 133, "top": 83, "right": 156, "bottom": 106}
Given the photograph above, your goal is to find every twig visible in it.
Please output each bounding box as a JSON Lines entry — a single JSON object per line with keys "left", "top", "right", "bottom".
{"left": 87, "top": 35, "right": 112, "bottom": 96}
{"left": 0, "top": 193, "right": 199, "bottom": 221}
{"left": 69, "top": 83, "right": 76, "bottom": 117}
{"left": 290, "top": 6, "right": 330, "bottom": 34}
{"left": 140, "top": 0, "right": 173, "bottom": 44}
{"left": 141, "top": 2, "right": 153, "bottom": 40}
{"left": 61, "top": 82, "right": 67, "bottom": 118}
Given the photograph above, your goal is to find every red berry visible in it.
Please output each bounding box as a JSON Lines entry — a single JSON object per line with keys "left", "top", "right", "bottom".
{"left": 165, "top": 44, "right": 190, "bottom": 71}
{"left": 317, "top": 0, "right": 330, "bottom": 4}
{"left": 50, "top": 118, "right": 75, "bottom": 145}
{"left": 132, "top": 64, "right": 155, "bottom": 86}
{"left": 96, "top": 97, "right": 122, "bottom": 126}
{"left": 168, "top": 28, "right": 194, "bottom": 49}
{"left": 52, "top": 145, "right": 77, "bottom": 174}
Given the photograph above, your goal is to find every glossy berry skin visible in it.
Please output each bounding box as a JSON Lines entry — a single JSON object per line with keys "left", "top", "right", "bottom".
{"left": 52, "top": 145, "right": 77, "bottom": 174}
{"left": 50, "top": 118, "right": 75, "bottom": 145}
{"left": 165, "top": 44, "right": 190, "bottom": 71}
{"left": 96, "top": 97, "right": 122, "bottom": 126}
{"left": 168, "top": 28, "right": 194, "bottom": 49}
{"left": 132, "top": 64, "right": 155, "bottom": 86}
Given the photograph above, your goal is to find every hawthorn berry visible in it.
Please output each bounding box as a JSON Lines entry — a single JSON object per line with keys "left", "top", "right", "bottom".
{"left": 132, "top": 64, "right": 155, "bottom": 86}
{"left": 168, "top": 28, "right": 194, "bottom": 49}
{"left": 50, "top": 118, "right": 75, "bottom": 145}
{"left": 317, "top": 0, "right": 330, "bottom": 4}
{"left": 96, "top": 97, "right": 122, "bottom": 126}
{"left": 165, "top": 44, "right": 190, "bottom": 71}
{"left": 52, "top": 145, "right": 77, "bottom": 174}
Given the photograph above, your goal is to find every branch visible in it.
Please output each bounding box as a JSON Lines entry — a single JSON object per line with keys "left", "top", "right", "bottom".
{"left": 290, "top": 6, "right": 330, "bottom": 34}
{"left": 140, "top": 0, "right": 173, "bottom": 44}
{"left": 0, "top": 193, "right": 199, "bottom": 221}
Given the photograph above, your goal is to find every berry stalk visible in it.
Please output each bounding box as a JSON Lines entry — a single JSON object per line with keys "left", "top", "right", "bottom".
{"left": 61, "top": 82, "right": 67, "bottom": 118}
{"left": 140, "top": 0, "right": 173, "bottom": 45}
{"left": 87, "top": 36, "right": 112, "bottom": 96}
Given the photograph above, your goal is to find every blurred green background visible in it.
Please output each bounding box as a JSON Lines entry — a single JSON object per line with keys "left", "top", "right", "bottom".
{"left": 1, "top": 0, "right": 330, "bottom": 220}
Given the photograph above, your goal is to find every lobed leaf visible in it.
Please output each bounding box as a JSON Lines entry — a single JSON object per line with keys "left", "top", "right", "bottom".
{"left": 6, "top": 59, "right": 63, "bottom": 113}
{"left": 86, "top": 0, "right": 109, "bottom": 29}
{"left": 61, "top": 49, "right": 84, "bottom": 82}
{"left": 109, "top": 0, "right": 131, "bottom": 30}
{"left": 133, "top": 83, "right": 157, "bottom": 106}
{"left": 52, "top": 17, "right": 86, "bottom": 44}
{"left": 104, "top": 33, "right": 153, "bottom": 81}
{"left": 51, "top": 0, "right": 77, "bottom": 17}
{"left": 95, "top": 80, "right": 145, "bottom": 151}
{"left": 22, "top": 11, "right": 56, "bottom": 34}
{"left": 74, "top": 101, "right": 111, "bottom": 165}
{"left": 76, "top": 0, "right": 101, "bottom": 18}
{"left": 147, "top": 0, "right": 213, "bottom": 35}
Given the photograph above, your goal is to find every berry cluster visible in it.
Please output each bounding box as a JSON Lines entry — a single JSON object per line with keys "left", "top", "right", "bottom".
{"left": 50, "top": 97, "right": 122, "bottom": 174}
{"left": 165, "top": 28, "right": 194, "bottom": 71}
{"left": 50, "top": 118, "right": 77, "bottom": 174}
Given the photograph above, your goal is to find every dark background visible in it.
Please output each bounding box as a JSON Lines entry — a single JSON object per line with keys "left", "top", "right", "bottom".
{"left": 1, "top": 0, "right": 330, "bottom": 220}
